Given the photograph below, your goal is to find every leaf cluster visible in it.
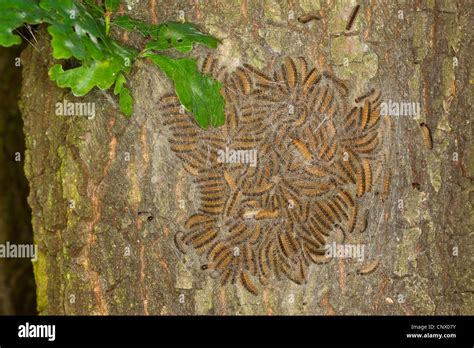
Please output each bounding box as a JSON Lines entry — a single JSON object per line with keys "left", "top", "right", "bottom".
{"left": 0, "top": 0, "right": 224, "bottom": 127}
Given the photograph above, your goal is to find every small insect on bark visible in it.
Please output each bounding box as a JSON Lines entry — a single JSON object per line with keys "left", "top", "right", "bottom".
{"left": 297, "top": 14, "right": 321, "bottom": 24}
{"left": 345, "top": 4, "right": 360, "bottom": 31}
{"left": 419, "top": 122, "right": 433, "bottom": 149}
{"left": 357, "top": 258, "right": 380, "bottom": 275}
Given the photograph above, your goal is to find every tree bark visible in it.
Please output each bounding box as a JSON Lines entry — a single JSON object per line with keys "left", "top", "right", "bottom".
{"left": 20, "top": 0, "right": 472, "bottom": 315}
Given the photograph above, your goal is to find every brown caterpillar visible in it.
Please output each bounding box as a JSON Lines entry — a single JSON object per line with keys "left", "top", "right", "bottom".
{"left": 298, "top": 225, "right": 325, "bottom": 249}
{"left": 343, "top": 107, "right": 359, "bottom": 133}
{"left": 256, "top": 209, "right": 279, "bottom": 220}
{"left": 297, "top": 57, "right": 308, "bottom": 84}
{"left": 295, "top": 181, "right": 334, "bottom": 197}
{"left": 318, "top": 124, "right": 337, "bottom": 161}
{"left": 360, "top": 100, "right": 370, "bottom": 130}
{"left": 243, "top": 182, "right": 274, "bottom": 196}
{"left": 303, "top": 68, "right": 321, "bottom": 96}
{"left": 283, "top": 57, "right": 298, "bottom": 89}
{"left": 169, "top": 141, "right": 196, "bottom": 153}
{"left": 224, "top": 190, "right": 242, "bottom": 216}
{"left": 273, "top": 69, "right": 288, "bottom": 95}
{"left": 243, "top": 64, "right": 273, "bottom": 88}
{"left": 248, "top": 223, "right": 261, "bottom": 244}
{"left": 319, "top": 87, "right": 334, "bottom": 114}
{"left": 211, "top": 247, "right": 234, "bottom": 272}
{"left": 325, "top": 199, "right": 345, "bottom": 222}
{"left": 278, "top": 231, "right": 299, "bottom": 258}
{"left": 223, "top": 171, "right": 237, "bottom": 190}
{"left": 240, "top": 271, "right": 259, "bottom": 296}
{"left": 353, "top": 132, "right": 380, "bottom": 154}
{"left": 201, "top": 54, "right": 217, "bottom": 75}
{"left": 323, "top": 71, "right": 349, "bottom": 96}
{"left": 227, "top": 223, "right": 253, "bottom": 244}
{"left": 163, "top": 55, "right": 388, "bottom": 293}
{"left": 357, "top": 258, "right": 380, "bottom": 275}
{"left": 356, "top": 158, "right": 372, "bottom": 196}
{"left": 297, "top": 13, "right": 321, "bottom": 24}
{"left": 315, "top": 201, "right": 338, "bottom": 227}
{"left": 358, "top": 209, "right": 369, "bottom": 233}
{"left": 185, "top": 214, "right": 214, "bottom": 230}
{"left": 243, "top": 243, "right": 257, "bottom": 275}
{"left": 337, "top": 189, "right": 355, "bottom": 209}
{"left": 355, "top": 88, "right": 375, "bottom": 103}
{"left": 331, "top": 196, "right": 349, "bottom": 220}
{"left": 420, "top": 122, "right": 433, "bottom": 149}
{"left": 347, "top": 205, "right": 358, "bottom": 233}
{"left": 200, "top": 204, "right": 224, "bottom": 215}
{"left": 220, "top": 268, "right": 233, "bottom": 285}
{"left": 366, "top": 106, "right": 380, "bottom": 129}
{"left": 345, "top": 4, "right": 360, "bottom": 31}
{"left": 257, "top": 244, "right": 270, "bottom": 285}
{"left": 292, "top": 138, "right": 313, "bottom": 162}
{"left": 381, "top": 170, "right": 391, "bottom": 201}
{"left": 234, "top": 67, "right": 252, "bottom": 95}
{"left": 187, "top": 228, "right": 218, "bottom": 254}
{"left": 174, "top": 231, "right": 187, "bottom": 254}
{"left": 333, "top": 159, "right": 354, "bottom": 184}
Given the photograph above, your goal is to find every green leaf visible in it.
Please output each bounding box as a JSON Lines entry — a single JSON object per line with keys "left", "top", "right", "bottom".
{"left": 114, "top": 73, "right": 126, "bottom": 94}
{"left": 149, "top": 22, "right": 220, "bottom": 53}
{"left": 0, "top": 0, "right": 223, "bottom": 121}
{"left": 0, "top": 0, "right": 48, "bottom": 47}
{"left": 112, "top": 15, "right": 158, "bottom": 37}
{"left": 105, "top": 0, "right": 121, "bottom": 12}
{"left": 49, "top": 58, "right": 123, "bottom": 96}
{"left": 82, "top": 0, "right": 105, "bottom": 18}
{"left": 113, "top": 73, "right": 132, "bottom": 116}
{"left": 118, "top": 87, "right": 132, "bottom": 116}
{"left": 145, "top": 53, "right": 224, "bottom": 128}
{"left": 114, "top": 16, "right": 219, "bottom": 52}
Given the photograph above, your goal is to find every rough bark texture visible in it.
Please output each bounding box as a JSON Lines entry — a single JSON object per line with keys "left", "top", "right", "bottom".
{"left": 0, "top": 45, "right": 36, "bottom": 315}
{"left": 20, "top": 0, "right": 472, "bottom": 315}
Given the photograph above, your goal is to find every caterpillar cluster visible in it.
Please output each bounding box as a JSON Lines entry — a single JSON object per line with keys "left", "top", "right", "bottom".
{"left": 160, "top": 55, "right": 389, "bottom": 295}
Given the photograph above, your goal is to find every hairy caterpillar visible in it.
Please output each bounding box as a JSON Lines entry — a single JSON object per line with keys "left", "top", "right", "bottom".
{"left": 297, "top": 13, "right": 321, "bottom": 23}
{"left": 323, "top": 71, "right": 349, "bottom": 96}
{"left": 283, "top": 57, "right": 298, "bottom": 89}
{"left": 162, "top": 55, "right": 388, "bottom": 293}
{"left": 201, "top": 54, "right": 217, "bottom": 75}
{"left": 356, "top": 158, "right": 372, "bottom": 196}
{"left": 303, "top": 68, "right": 322, "bottom": 96}
{"left": 234, "top": 67, "right": 252, "bottom": 95}
{"left": 243, "top": 64, "right": 273, "bottom": 88}
{"left": 240, "top": 271, "right": 259, "bottom": 295}
{"left": 243, "top": 243, "right": 257, "bottom": 275}
{"left": 357, "top": 258, "right": 380, "bottom": 275}
{"left": 381, "top": 170, "right": 392, "bottom": 201}
{"left": 355, "top": 88, "right": 375, "bottom": 103}
{"left": 345, "top": 4, "right": 360, "bottom": 31}
{"left": 292, "top": 138, "right": 313, "bottom": 162}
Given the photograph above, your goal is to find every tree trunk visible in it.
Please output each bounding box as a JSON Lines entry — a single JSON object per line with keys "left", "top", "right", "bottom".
{"left": 20, "top": 0, "right": 472, "bottom": 315}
